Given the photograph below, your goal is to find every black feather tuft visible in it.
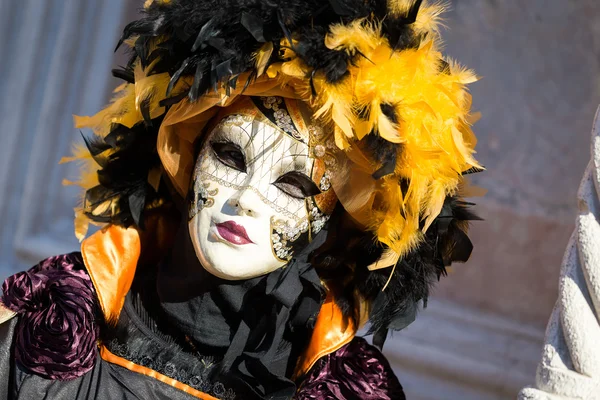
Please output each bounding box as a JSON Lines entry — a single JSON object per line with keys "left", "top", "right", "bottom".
{"left": 313, "top": 195, "right": 480, "bottom": 336}
{"left": 380, "top": 103, "right": 399, "bottom": 124}
{"left": 117, "top": 0, "right": 431, "bottom": 103}
{"left": 82, "top": 115, "right": 167, "bottom": 228}
{"left": 438, "top": 58, "right": 451, "bottom": 74}
{"left": 363, "top": 134, "right": 400, "bottom": 179}
{"left": 111, "top": 67, "right": 135, "bottom": 84}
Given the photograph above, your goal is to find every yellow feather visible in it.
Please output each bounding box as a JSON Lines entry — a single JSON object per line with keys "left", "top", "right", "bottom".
{"left": 144, "top": 0, "right": 171, "bottom": 8}
{"left": 377, "top": 113, "right": 403, "bottom": 143}
{"left": 413, "top": 2, "right": 448, "bottom": 37}
{"left": 280, "top": 59, "right": 308, "bottom": 79}
{"left": 447, "top": 58, "right": 479, "bottom": 84}
{"left": 368, "top": 249, "right": 400, "bottom": 273}
{"left": 331, "top": 102, "right": 354, "bottom": 139}
{"left": 451, "top": 126, "right": 481, "bottom": 168}
{"left": 254, "top": 42, "right": 274, "bottom": 77}
{"left": 334, "top": 126, "right": 350, "bottom": 150}
{"left": 325, "top": 19, "right": 382, "bottom": 54}
{"left": 90, "top": 199, "right": 112, "bottom": 216}
{"left": 59, "top": 143, "right": 92, "bottom": 164}
{"left": 387, "top": 0, "right": 415, "bottom": 16}
{"left": 74, "top": 208, "right": 89, "bottom": 242}
{"left": 422, "top": 180, "right": 446, "bottom": 232}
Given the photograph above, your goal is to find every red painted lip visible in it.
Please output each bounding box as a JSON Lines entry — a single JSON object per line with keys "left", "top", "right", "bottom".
{"left": 215, "top": 220, "right": 253, "bottom": 245}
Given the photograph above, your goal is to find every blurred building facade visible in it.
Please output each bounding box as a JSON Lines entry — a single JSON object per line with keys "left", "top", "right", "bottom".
{"left": 0, "top": 1, "right": 598, "bottom": 399}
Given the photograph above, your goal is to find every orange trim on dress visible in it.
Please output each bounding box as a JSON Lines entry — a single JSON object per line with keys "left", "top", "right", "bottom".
{"left": 100, "top": 346, "right": 218, "bottom": 400}
{"left": 294, "top": 293, "right": 356, "bottom": 378}
{"left": 80, "top": 225, "right": 140, "bottom": 324}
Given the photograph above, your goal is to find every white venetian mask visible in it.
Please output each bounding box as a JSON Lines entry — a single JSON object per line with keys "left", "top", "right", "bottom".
{"left": 187, "top": 97, "right": 333, "bottom": 280}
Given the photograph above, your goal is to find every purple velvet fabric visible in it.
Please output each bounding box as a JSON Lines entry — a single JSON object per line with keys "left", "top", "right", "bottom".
{"left": 2, "top": 252, "right": 99, "bottom": 380}
{"left": 297, "top": 337, "right": 406, "bottom": 400}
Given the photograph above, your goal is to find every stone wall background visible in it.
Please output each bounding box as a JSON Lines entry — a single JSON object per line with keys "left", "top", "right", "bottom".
{"left": 0, "top": 1, "right": 598, "bottom": 399}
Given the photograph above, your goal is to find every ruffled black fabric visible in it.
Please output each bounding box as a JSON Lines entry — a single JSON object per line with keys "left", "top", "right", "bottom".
{"left": 142, "top": 219, "right": 328, "bottom": 399}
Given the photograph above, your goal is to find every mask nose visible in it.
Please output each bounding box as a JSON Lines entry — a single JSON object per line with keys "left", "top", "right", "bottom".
{"left": 227, "top": 188, "right": 257, "bottom": 217}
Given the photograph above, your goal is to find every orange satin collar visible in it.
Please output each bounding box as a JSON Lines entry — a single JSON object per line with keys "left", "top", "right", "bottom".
{"left": 81, "top": 225, "right": 140, "bottom": 324}
{"left": 294, "top": 293, "right": 356, "bottom": 378}
{"left": 81, "top": 224, "right": 356, "bottom": 384}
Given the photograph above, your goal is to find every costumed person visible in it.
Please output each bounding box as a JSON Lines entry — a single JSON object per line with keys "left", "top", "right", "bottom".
{"left": 0, "top": 0, "right": 482, "bottom": 398}
{"left": 519, "top": 107, "right": 600, "bottom": 400}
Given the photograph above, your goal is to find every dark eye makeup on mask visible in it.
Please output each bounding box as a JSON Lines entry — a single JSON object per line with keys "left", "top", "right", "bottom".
{"left": 211, "top": 141, "right": 247, "bottom": 173}
{"left": 210, "top": 140, "right": 321, "bottom": 199}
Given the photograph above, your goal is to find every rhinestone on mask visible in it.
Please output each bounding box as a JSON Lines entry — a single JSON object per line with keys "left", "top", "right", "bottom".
{"left": 319, "top": 171, "right": 331, "bottom": 191}
{"left": 261, "top": 96, "right": 303, "bottom": 141}
{"left": 270, "top": 200, "right": 330, "bottom": 261}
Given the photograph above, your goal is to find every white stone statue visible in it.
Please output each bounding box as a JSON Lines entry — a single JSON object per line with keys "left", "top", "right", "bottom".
{"left": 519, "top": 106, "right": 600, "bottom": 400}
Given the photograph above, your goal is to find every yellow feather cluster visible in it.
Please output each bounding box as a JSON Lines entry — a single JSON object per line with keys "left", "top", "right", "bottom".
{"left": 267, "top": 1, "right": 481, "bottom": 260}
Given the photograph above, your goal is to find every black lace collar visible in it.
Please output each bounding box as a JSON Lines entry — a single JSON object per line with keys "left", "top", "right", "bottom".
{"left": 105, "top": 291, "right": 236, "bottom": 399}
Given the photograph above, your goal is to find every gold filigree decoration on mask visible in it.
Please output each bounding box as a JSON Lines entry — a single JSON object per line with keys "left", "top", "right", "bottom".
{"left": 188, "top": 181, "right": 218, "bottom": 220}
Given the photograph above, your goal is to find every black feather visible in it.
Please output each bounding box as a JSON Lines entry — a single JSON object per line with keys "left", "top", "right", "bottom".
{"left": 128, "top": 191, "right": 147, "bottom": 228}
{"left": 111, "top": 67, "right": 135, "bottom": 84}
{"left": 328, "top": 0, "right": 355, "bottom": 16}
{"left": 81, "top": 132, "right": 110, "bottom": 157}
{"left": 189, "top": 63, "right": 204, "bottom": 102}
{"left": 380, "top": 103, "right": 399, "bottom": 124}
{"left": 192, "top": 15, "right": 221, "bottom": 52}
{"left": 463, "top": 166, "right": 485, "bottom": 175}
{"left": 439, "top": 58, "right": 451, "bottom": 74}
{"left": 167, "top": 57, "right": 193, "bottom": 96}
{"left": 405, "top": 0, "right": 424, "bottom": 24}
{"left": 372, "top": 152, "right": 397, "bottom": 179}
{"left": 241, "top": 12, "right": 267, "bottom": 42}
{"left": 140, "top": 96, "right": 153, "bottom": 127}
{"left": 82, "top": 115, "right": 167, "bottom": 228}
{"left": 363, "top": 134, "right": 401, "bottom": 179}
{"left": 160, "top": 89, "right": 190, "bottom": 107}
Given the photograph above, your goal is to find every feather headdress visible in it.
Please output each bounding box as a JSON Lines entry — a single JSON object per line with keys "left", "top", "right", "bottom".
{"left": 65, "top": 0, "right": 482, "bottom": 335}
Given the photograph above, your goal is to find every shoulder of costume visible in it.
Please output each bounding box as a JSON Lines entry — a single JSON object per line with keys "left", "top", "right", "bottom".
{"left": 1, "top": 251, "right": 100, "bottom": 380}
{"left": 296, "top": 336, "right": 405, "bottom": 399}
